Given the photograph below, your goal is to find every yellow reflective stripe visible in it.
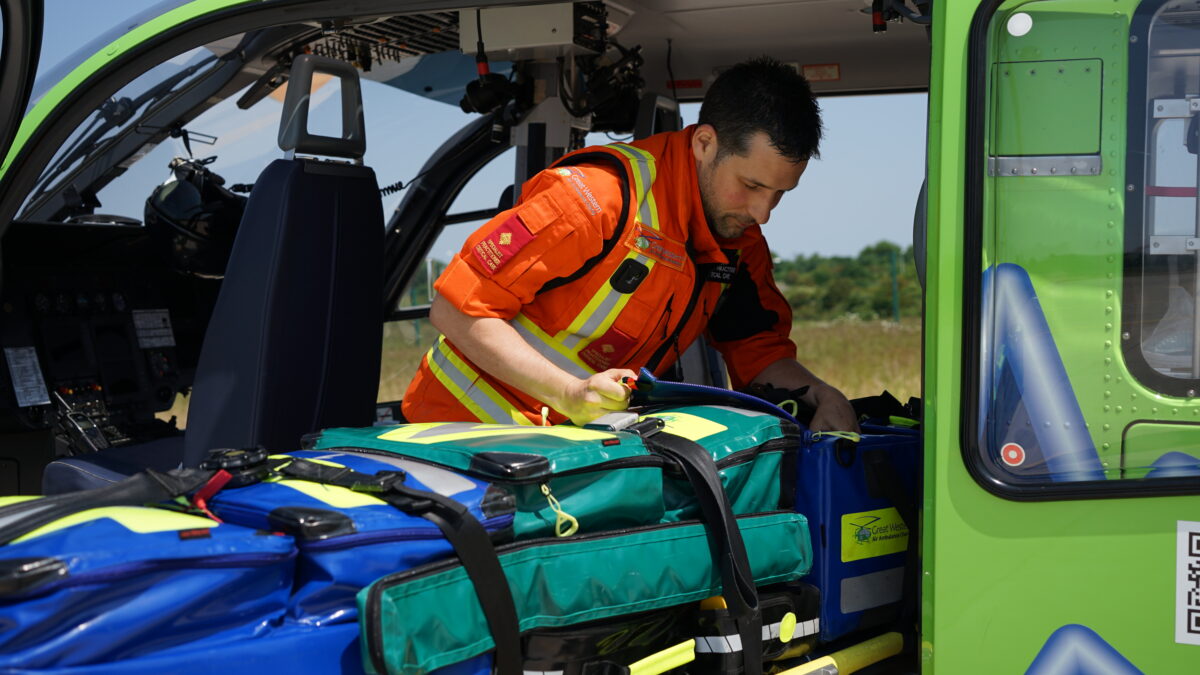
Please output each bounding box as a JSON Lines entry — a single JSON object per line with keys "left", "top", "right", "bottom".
{"left": 277, "top": 479, "right": 388, "bottom": 508}
{"left": 563, "top": 251, "right": 655, "bottom": 345}
{"left": 567, "top": 251, "right": 649, "bottom": 347}
{"left": 511, "top": 144, "right": 664, "bottom": 374}
{"left": 610, "top": 144, "right": 660, "bottom": 232}
{"left": 562, "top": 144, "right": 660, "bottom": 343}
{"left": 11, "top": 506, "right": 215, "bottom": 543}
{"left": 512, "top": 314, "right": 594, "bottom": 378}
{"left": 379, "top": 423, "right": 616, "bottom": 444}
{"left": 426, "top": 337, "right": 534, "bottom": 426}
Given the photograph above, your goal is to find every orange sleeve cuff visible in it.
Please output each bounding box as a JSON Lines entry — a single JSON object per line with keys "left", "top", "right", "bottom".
{"left": 434, "top": 255, "right": 524, "bottom": 319}
{"left": 717, "top": 334, "right": 798, "bottom": 390}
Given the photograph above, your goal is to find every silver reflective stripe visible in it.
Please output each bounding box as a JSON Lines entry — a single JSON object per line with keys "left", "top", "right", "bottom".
{"left": 407, "top": 422, "right": 494, "bottom": 440}
{"left": 613, "top": 143, "right": 656, "bottom": 227}
{"left": 763, "top": 622, "right": 780, "bottom": 640}
{"left": 798, "top": 618, "right": 821, "bottom": 638}
{"left": 567, "top": 273, "right": 635, "bottom": 345}
{"left": 523, "top": 671, "right": 564, "bottom": 675}
{"left": 381, "top": 457, "right": 477, "bottom": 496}
{"left": 304, "top": 451, "right": 479, "bottom": 497}
{"left": 693, "top": 634, "right": 743, "bottom": 654}
{"left": 511, "top": 318, "right": 592, "bottom": 378}
{"left": 429, "top": 340, "right": 517, "bottom": 425}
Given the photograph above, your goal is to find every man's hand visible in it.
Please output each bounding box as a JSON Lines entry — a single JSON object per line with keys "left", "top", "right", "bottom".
{"left": 808, "top": 382, "right": 860, "bottom": 433}
{"left": 751, "top": 358, "right": 859, "bottom": 433}
{"left": 553, "top": 368, "right": 638, "bottom": 426}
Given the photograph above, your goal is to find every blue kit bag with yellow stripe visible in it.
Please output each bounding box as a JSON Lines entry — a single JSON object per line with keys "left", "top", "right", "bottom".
{"left": 206, "top": 448, "right": 514, "bottom": 626}
{"left": 795, "top": 426, "right": 920, "bottom": 642}
{"left": 0, "top": 471, "right": 295, "bottom": 670}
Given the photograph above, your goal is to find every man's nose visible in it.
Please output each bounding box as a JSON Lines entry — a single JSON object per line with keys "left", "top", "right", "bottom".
{"left": 748, "top": 195, "right": 771, "bottom": 226}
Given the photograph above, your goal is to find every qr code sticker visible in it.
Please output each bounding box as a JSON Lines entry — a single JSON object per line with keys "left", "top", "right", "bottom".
{"left": 1179, "top": 522, "right": 1200, "bottom": 645}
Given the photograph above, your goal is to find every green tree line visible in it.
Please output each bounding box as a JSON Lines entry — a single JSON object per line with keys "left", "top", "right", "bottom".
{"left": 402, "top": 241, "right": 921, "bottom": 321}
{"left": 773, "top": 241, "right": 921, "bottom": 321}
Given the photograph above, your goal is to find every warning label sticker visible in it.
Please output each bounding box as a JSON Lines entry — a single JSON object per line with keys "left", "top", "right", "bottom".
{"left": 132, "top": 309, "right": 176, "bottom": 348}
{"left": 4, "top": 347, "right": 50, "bottom": 408}
{"left": 842, "top": 507, "right": 909, "bottom": 563}
{"left": 1177, "top": 520, "right": 1200, "bottom": 646}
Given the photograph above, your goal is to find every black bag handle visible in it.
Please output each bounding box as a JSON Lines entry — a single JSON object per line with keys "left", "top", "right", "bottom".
{"left": 644, "top": 431, "right": 763, "bottom": 674}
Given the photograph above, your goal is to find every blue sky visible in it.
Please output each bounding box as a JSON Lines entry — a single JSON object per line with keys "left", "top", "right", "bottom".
{"left": 35, "top": 1, "right": 926, "bottom": 259}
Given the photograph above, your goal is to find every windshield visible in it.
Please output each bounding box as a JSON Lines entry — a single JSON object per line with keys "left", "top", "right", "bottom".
{"left": 32, "top": 0, "right": 195, "bottom": 111}
{"left": 19, "top": 44, "right": 222, "bottom": 222}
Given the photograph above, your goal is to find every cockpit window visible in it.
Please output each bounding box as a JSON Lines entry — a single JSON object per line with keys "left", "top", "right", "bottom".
{"left": 1125, "top": 0, "right": 1200, "bottom": 394}
{"left": 32, "top": 1, "right": 196, "bottom": 111}
{"left": 18, "top": 44, "right": 221, "bottom": 224}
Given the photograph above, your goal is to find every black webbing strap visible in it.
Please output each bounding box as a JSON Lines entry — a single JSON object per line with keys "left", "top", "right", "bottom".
{"left": 643, "top": 431, "right": 763, "bottom": 674}
{"left": 0, "top": 468, "right": 214, "bottom": 547}
{"left": 273, "top": 458, "right": 523, "bottom": 675}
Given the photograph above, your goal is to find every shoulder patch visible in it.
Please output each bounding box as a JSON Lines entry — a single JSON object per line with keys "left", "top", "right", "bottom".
{"left": 554, "top": 166, "right": 603, "bottom": 216}
{"left": 472, "top": 213, "right": 535, "bottom": 275}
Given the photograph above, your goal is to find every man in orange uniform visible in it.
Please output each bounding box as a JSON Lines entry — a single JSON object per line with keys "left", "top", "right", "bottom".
{"left": 403, "top": 57, "right": 857, "bottom": 431}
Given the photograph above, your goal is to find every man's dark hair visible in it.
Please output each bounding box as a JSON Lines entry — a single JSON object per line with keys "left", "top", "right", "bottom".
{"left": 698, "top": 56, "right": 823, "bottom": 162}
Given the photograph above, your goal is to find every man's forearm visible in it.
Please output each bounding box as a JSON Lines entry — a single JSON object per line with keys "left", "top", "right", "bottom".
{"left": 751, "top": 358, "right": 827, "bottom": 407}
{"left": 429, "top": 296, "right": 576, "bottom": 411}
{"left": 751, "top": 358, "right": 859, "bottom": 432}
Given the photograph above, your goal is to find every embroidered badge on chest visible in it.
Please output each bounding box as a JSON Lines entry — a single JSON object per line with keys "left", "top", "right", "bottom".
{"left": 473, "top": 213, "right": 535, "bottom": 275}
{"left": 579, "top": 325, "right": 638, "bottom": 372}
{"left": 628, "top": 223, "right": 686, "bottom": 271}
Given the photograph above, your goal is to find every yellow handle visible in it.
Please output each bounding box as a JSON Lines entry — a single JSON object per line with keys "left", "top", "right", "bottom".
{"left": 627, "top": 639, "right": 696, "bottom": 675}
{"left": 833, "top": 632, "right": 903, "bottom": 671}
{"left": 778, "top": 632, "right": 904, "bottom": 675}
{"left": 779, "top": 656, "right": 838, "bottom": 675}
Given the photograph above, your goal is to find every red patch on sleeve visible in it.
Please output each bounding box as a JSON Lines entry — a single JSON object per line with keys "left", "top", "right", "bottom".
{"left": 472, "top": 214, "right": 535, "bottom": 276}
{"left": 579, "top": 325, "right": 639, "bottom": 372}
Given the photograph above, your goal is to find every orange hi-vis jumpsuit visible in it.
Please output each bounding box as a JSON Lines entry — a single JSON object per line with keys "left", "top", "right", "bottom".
{"left": 402, "top": 126, "right": 797, "bottom": 425}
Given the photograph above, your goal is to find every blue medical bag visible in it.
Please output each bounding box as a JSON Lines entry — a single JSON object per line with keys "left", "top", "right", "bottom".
{"left": 794, "top": 426, "right": 920, "bottom": 642}
{"left": 0, "top": 498, "right": 295, "bottom": 670}
{"left": 208, "top": 448, "right": 514, "bottom": 626}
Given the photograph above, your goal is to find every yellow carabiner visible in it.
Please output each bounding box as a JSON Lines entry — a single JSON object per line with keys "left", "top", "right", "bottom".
{"left": 540, "top": 483, "right": 579, "bottom": 537}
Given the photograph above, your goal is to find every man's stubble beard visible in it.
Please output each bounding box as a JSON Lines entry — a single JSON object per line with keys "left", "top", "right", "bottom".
{"left": 698, "top": 157, "right": 731, "bottom": 240}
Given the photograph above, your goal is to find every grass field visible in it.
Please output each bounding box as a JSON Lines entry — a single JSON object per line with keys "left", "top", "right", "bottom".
{"left": 789, "top": 318, "right": 922, "bottom": 403}
{"left": 162, "top": 318, "right": 921, "bottom": 427}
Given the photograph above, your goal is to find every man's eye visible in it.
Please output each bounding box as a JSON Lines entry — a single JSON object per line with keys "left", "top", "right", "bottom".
{"left": 744, "top": 183, "right": 759, "bottom": 190}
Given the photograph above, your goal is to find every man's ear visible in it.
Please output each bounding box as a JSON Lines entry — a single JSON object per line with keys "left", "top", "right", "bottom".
{"left": 692, "top": 123, "right": 718, "bottom": 163}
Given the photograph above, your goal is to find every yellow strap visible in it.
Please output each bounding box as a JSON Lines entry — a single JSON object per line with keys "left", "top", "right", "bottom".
{"left": 812, "top": 431, "right": 862, "bottom": 443}
{"left": 627, "top": 639, "right": 696, "bottom": 675}
{"left": 540, "top": 483, "right": 579, "bottom": 537}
